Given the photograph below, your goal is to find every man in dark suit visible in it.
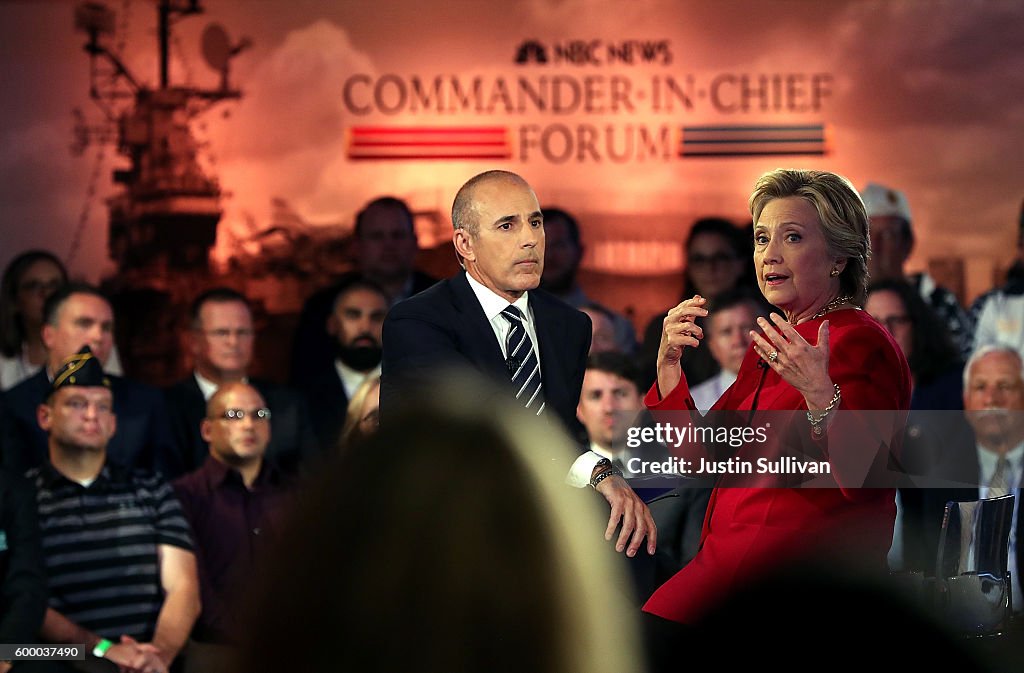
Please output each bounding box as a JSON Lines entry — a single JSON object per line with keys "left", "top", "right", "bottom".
{"left": 164, "top": 288, "right": 319, "bottom": 477}
{"left": 297, "top": 276, "right": 388, "bottom": 450}
{"left": 382, "top": 169, "right": 656, "bottom": 558}
{"left": 1, "top": 283, "right": 179, "bottom": 475}
{"left": 900, "top": 345, "right": 1023, "bottom": 613}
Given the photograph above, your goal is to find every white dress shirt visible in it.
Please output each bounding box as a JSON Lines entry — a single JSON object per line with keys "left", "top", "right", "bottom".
{"left": 334, "top": 359, "right": 382, "bottom": 400}
{"left": 464, "top": 273, "right": 602, "bottom": 487}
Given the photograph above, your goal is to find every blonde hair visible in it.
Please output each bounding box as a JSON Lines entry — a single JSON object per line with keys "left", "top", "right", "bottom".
{"left": 337, "top": 374, "right": 380, "bottom": 451}
{"left": 236, "top": 373, "right": 644, "bottom": 673}
{"left": 749, "top": 169, "right": 871, "bottom": 305}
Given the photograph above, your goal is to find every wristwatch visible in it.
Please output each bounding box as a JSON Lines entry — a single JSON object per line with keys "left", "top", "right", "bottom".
{"left": 589, "top": 457, "right": 612, "bottom": 488}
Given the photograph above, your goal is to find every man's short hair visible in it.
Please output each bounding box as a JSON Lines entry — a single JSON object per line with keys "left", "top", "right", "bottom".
{"left": 542, "top": 207, "right": 581, "bottom": 250}
{"left": 190, "top": 287, "right": 250, "bottom": 328}
{"left": 585, "top": 351, "right": 643, "bottom": 393}
{"left": 43, "top": 282, "right": 110, "bottom": 327}
{"left": 963, "top": 344, "right": 1024, "bottom": 390}
{"left": 330, "top": 275, "right": 391, "bottom": 312}
{"left": 451, "top": 170, "right": 528, "bottom": 235}
{"left": 354, "top": 197, "right": 414, "bottom": 239}
{"left": 707, "top": 288, "right": 764, "bottom": 317}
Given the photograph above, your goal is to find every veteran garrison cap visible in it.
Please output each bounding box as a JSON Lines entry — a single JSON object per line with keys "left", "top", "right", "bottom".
{"left": 48, "top": 345, "right": 111, "bottom": 399}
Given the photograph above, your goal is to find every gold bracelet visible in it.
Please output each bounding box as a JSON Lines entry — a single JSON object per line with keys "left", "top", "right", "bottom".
{"left": 806, "top": 384, "right": 841, "bottom": 436}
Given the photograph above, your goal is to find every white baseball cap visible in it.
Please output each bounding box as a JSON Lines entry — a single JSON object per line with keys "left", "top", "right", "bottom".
{"left": 860, "top": 182, "right": 912, "bottom": 223}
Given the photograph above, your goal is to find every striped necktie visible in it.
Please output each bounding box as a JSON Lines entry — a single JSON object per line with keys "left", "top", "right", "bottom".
{"left": 502, "top": 305, "right": 545, "bottom": 415}
{"left": 988, "top": 456, "right": 1009, "bottom": 498}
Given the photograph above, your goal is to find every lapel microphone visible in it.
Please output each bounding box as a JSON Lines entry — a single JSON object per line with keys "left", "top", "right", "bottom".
{"left": 506, "top": 355, "right": 520, "bottom": 375}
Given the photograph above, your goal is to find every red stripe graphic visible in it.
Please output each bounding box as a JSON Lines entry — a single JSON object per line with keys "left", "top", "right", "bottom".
{"left": 348, "top": 126, "right": 512, "bottom": 160}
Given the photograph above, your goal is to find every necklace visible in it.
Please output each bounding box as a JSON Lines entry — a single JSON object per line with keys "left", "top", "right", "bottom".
{"left": 798, "top": 294, "right": 857, "bottom": 324}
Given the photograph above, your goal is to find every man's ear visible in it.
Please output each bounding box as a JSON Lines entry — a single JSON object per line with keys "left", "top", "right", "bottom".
{"left": 37, "top": 403, "right": 53, "bottom": 432}
{"left": 200, "top": 418, "right": 213, "bottom": 444}
{"left": 453, "top": 229, "right": 476, "bottom": 263}
{"left": 41, "top": 324, "right": 56, "bottom": 352}
{"left": 326, "top": 312, "right": 339, "bottom": 338}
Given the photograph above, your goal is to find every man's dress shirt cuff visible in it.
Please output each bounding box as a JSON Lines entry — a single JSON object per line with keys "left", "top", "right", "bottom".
{"left": 566, "top": 450, "right": 604, "bottom": 488}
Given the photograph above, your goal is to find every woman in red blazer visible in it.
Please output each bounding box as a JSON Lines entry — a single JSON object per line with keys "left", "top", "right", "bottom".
{"left": 644, "top": 169, "right": 912, "bottom": 624}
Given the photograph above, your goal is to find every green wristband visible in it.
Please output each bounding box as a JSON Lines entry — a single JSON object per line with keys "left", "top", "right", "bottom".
{"left": 92, "top": 639, "right": 113, "bottom": 658}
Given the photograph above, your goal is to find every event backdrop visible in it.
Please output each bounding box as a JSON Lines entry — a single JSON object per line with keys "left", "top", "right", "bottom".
{"left": 2, "top": 0, "right": 1022, "bottom": 323}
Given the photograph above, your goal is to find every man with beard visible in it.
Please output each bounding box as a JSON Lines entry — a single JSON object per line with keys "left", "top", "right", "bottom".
{"left": 165, "top": 288, "right": 319, "bottom": 475}
{"left": 298, "top": 277, "right": 388, "bottom": 449}
{"left": 290, "top": 197, "right": 437, "bottom": 388}
{"left": 900, "top": 345, "right": 1023, "bottom": 613}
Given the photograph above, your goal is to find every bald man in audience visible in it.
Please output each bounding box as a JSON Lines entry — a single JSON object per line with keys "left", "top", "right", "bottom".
{"left": 173, "top": 382, "right": 291, "bottom": 672}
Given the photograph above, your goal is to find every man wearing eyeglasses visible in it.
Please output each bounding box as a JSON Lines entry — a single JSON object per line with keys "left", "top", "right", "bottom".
{"left": 173, "top": 382, "right": 290, "bottom": 671}
{"left": 164, "top": 288, "right": 319, "bottom": 477}
{"left": 1, "top": 283, "right": 178, "bottom": 476}
{"left": 29, "top": 346, "right": 199, "bottom": 673}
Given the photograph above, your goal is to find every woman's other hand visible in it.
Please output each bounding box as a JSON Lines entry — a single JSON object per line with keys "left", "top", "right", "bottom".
{"left": 750, "top": 314, "right": 836, "bottom": 408}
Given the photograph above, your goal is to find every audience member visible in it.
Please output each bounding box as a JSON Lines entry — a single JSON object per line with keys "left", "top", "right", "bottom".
{"left": 232, "top": 377, "right": 644, "bottom": 673}
{"left": 641, "top": 217, "right": 754, "bottom": 388}
{"left": 290, "top": 196, "right": 437, "bottom": 387}
{"left": 382, "top": 170, "right": 655, "bottom": 558}
{"left": 337, "top": 374, "right": 380, "bottom": 452}
{"left": 173, "top": 382, "right": 291, "bottom": 673}
{"left": 2, "top": 283, "right": 177, "bottom": 475}
{"left": 0, "top": 466, "right": 48, "bottom": 666}
{"left": 860, "top": 182, "right": 973, "bottom": 357}
{"left": 164, "top": 288, "right": 318, "bottom": 476}
{"left": 540, "top": 207, "right": 637, "bottom": 353}
{"left": 296, "top": 277, "right": 387, "bottom": 450}
{"left": 865, "top": 279, "right": 965, "bottom": 570}
{"left": 688, "top": 289, "right": 764, "bottom": 412}
{"left": 970, "top": 196, "right": 1024, "bottom": 358}
{"left": 576, "top": 352, "right": 667, "bottom": 478}
{"left": 580, "top": 302, "right": 620, "bottom": 354}
{"left": 866, "top": 279, "right": 964, "bottom": 411}
{"left": 0, "top": 251, "right": 121, "bottom": 391}
{"left": 29, "top": 346, "right": 199, "bottom": 673}
{"left": 898, "top": 345, "right": 1022, "bottom": 616}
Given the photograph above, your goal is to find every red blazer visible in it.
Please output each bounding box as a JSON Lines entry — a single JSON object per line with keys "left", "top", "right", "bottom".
{"left": 642, "top": 309, "right": 911, "bottom": 623}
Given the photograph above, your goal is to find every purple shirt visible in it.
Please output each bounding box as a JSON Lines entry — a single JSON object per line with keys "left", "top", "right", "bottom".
{"left": 172, "top": 456, "right": 291, "bottom": 643}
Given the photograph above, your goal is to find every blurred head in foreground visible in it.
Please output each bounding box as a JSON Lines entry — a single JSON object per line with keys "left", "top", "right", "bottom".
{"left": 235, "top": 373, "right": 644, "bottom": 673}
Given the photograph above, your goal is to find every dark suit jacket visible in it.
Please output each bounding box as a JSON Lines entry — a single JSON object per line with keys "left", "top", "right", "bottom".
{"left": 1, "top": 369, "right": 179, "bottom": 476}
{"left": 381, "top": 272, "right": 591, "bottom": 438}
{"left": 297, "top": 365, "right": 350, "bottom": 451}
{"left": 0, "top": 467, "right": 48, "bottom": 643}
{"left": 163, "top": 375, "right": 320, "bottom": 477}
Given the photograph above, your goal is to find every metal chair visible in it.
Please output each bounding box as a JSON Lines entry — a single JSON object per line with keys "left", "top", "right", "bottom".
{"left": 933, "top": 494, "right": 1016, "bottom": 635}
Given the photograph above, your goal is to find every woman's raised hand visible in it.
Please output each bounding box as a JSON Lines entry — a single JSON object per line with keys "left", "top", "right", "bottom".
{"left": 657, "top": 295, "right": 708, "bottom": 398}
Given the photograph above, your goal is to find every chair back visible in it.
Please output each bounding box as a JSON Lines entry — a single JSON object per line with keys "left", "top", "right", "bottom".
{"left": 933, "top": 493, "right": 1015, "bottom": 636}
{"left": 935, "top": 494, "right": 1015, "bottom": 577}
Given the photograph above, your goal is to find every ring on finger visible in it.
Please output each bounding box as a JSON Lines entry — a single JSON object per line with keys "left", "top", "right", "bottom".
{"left": 768, "top": 349, "right": 779, "bottom": 363}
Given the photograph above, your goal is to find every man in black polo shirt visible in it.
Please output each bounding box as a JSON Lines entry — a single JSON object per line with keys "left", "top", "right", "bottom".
{"left": 28, "top": 346, "right": 199, "bottom": 673}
